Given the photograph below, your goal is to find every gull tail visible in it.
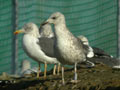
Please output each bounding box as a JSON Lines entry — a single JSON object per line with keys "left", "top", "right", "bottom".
{"left": 88, "top": 57, "right": 120, "bottom": 69}
{"left": 92, "top": 47, "right": 113, "bottom": 58}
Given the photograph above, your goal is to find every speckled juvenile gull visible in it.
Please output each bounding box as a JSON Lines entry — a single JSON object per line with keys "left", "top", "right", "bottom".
{"left": 43, "top": 12, "right": 89, "bottom": 84}
{"left": 14, "top": 23, "right": 60, "bottom": 78}
{"left": 40, "top": 24, "right": 94, "bottom": 68}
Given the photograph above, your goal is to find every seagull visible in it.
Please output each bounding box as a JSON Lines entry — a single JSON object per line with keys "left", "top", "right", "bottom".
{"left": 39, "top": 23, "right": 60, "bottom": 75}
{"left": 14, "top": 23, "right": 60, "bottom": 78}
{"left": 42, "top": 12, "right": 91, "bottom": 84}
{"left": 77, "top": 35, "right": 112, "bottom": 58}
{"left": 20, "top": 60, "right": 39, "bottom": 77}
{"left": 77, "top": 35, "right": 94, "bottom": 59}
{"left": 78, "top": 35, "right": 116, "bottom": 68}
{"left": 77, "top": 35, "right": 95, "bottom": 67}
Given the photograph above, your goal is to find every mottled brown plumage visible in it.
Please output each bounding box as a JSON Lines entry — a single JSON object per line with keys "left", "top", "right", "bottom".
{"left": 44, "top": 12, "right": 86, "bottom": 84}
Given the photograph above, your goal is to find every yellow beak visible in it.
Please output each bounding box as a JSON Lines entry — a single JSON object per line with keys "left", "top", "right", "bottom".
{"left": 14, "top": 30, "right": 24, "bottom": 35}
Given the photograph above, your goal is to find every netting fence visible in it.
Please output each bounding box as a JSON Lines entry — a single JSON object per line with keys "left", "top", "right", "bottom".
{"left": 0, "top": 0, "right": 119, "bottom": 74}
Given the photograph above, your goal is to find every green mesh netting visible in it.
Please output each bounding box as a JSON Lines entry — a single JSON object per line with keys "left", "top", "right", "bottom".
{"left": 0, "top": 0, "right": 118, "bottom": 74}
{"left": 0, "top": 0, "right": 13, "bottom": 74}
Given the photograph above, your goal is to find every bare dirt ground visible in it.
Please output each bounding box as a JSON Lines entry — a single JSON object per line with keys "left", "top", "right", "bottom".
{"left": 0, "top": 59, "right": 120, "bottom": 90}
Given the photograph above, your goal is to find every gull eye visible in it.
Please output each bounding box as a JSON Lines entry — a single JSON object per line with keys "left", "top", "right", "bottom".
{"left": 52, "top": 17, "right": 56, "bottom": 19}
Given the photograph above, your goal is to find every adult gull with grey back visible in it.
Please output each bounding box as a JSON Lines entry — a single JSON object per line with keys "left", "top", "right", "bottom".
{"left": 39, "top": 23, "right": 60, "bottom": 75}
{"left": 14, "top": 22, "right": 60, "bottom": 78}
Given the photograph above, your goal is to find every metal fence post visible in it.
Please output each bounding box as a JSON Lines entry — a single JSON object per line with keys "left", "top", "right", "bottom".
{"left": 11, "top": 0, "right": 18, "bottom": 74}
{"left": 118, "top": 0, "right": 120, "bottom": 58}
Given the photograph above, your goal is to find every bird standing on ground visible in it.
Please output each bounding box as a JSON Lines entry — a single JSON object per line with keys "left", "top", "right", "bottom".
{"left": 14, "top": 23, "right": 60, "bottom": 78}
{"left": 39, "top": 23, "right": 61, "bottom": 75}
{"left": 43, "top": 12, "right": 88, "bottom": 84}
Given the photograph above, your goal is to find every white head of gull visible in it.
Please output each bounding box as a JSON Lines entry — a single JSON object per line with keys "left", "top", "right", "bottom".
{"left": 39, "top": 23, "right": 54, "bottom": 38}
{"left": 77, "top": 35, "right": 89, "bottom": 45}
{"left": 43, "top": 12, "right": 87, "bottom": 84}
{"left": 14, "top": 22, "right": 60, "bottom": 78}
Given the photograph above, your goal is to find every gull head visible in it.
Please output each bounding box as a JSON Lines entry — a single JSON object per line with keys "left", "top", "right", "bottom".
{"left": 14, "top": 22, "right": 40, "bottom": 37}
{"left": 42, "top": 12, "right": 65, "bottom": 26}
{"left": 77, "top": 35, "right": 89, "bottom": 45}
{"left": 39, "top": 23, "right": 54, "bottom": 38}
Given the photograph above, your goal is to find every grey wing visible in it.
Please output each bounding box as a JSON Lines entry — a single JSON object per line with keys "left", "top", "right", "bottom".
{"left": 37, "top": 37, "right": 55, "bottom": 57}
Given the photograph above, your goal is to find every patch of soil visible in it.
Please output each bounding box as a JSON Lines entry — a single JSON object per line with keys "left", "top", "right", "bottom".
{"left": 0, "top": 63, "right": 120, "bottom": 90}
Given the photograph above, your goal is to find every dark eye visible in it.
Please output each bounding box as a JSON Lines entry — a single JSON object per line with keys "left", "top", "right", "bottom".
{"left": 52, "top": 17, "right": 56, "bottom": 19}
